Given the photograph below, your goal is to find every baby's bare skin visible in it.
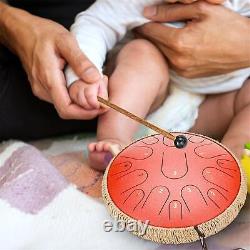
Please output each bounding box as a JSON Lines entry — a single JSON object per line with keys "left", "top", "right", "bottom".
{"left": 191, "top": 79, "right": 250, "bottom": 159}
{"left": 70, "top": 39, "right": 249, "bottom": 170}
{"left": 69, "top": 39, "right": 169, "bottom": 171}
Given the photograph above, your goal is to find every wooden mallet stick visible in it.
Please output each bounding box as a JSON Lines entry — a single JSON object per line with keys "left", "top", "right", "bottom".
{"left": 97, "top": 96, "right": 176, "bottom": 141}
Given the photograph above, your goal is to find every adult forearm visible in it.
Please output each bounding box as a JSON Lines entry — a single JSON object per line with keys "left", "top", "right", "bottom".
{"left": 242, "top": 18, "right": 250, "bottom": 68}
{"left": 0, "top": 3, "right": 35, "bottom": 57}
{"left": 226, "top": 16, "right": 250, "bottom": 70}
{"left": 0, "top": 2, "right": 9, "bottom": 46}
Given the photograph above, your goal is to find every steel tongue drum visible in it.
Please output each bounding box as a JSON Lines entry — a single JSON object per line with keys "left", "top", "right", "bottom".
{"left": 102, "top": 132, "right": 247, "bottom": 245}
{"left": 97, "top": 97, "right": 247, "bottom": 245}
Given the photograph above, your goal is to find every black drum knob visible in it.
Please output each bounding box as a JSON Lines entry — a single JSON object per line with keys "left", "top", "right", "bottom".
{"left": 174, "top": 135, "right": 188, "bottom": 149}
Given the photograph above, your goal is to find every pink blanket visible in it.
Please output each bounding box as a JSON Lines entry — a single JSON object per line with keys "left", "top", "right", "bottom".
{"left": 0, "top": 140, "right": 249, "bottom": 250}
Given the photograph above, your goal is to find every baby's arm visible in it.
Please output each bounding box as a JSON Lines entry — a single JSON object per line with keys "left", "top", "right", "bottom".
{"left": 65, "top": 0, "right": 162, "bottom": 86}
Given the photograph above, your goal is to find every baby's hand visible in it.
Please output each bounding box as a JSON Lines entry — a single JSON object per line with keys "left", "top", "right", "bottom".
{"left": 69, "top": 76, "right": 109, "bottom": 114}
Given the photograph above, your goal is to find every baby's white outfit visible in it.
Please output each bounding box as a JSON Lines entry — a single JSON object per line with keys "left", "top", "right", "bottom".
{"left": 65, "top": 0, "right": 250, "bottom": 133}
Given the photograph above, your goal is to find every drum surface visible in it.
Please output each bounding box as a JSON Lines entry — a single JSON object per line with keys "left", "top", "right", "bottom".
{"left": 106, "top": 133, "right": 242, "bottom": 228}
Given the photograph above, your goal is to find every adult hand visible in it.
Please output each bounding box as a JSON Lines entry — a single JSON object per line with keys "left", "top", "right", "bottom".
{"left": 1, "top": 5, "right": 102, "bottom": 120}
{"left": 138, "top": 1, "right": 250, "bottom": 78}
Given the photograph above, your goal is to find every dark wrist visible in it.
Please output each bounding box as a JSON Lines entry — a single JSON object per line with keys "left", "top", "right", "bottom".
{"left": 0, "top": 5, "right": 33, "bottom": 54}
{"left": 0, "top": 2, "right": 9, "bottom": 20}
{"left": 0, "top": 3, "right": 10, "bottom": 46}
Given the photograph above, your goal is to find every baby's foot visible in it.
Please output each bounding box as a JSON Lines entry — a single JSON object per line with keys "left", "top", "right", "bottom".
{"left": 88, "top": 139, "right": 124, "bottom": 171}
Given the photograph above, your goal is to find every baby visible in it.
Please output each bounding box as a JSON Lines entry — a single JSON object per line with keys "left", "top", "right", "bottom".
{"left": 65, "top": 0, "right": 250, "bottom": 170}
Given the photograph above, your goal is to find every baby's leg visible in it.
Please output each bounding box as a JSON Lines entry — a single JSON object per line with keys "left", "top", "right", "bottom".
{"left": 191, "top": 79, "right": 250, "bottom": 159}
{"left": 89, "top": 39, "right": 169, "bottom": 170}
{"left": 221, "top": 79, "right": 250, "bottom": 158}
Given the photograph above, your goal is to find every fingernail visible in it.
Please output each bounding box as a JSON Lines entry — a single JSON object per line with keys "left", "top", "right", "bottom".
{"left": 144, "top": 6, "right": 157, "bottom": 18}
{"left": 83, "top": 67, "right": 100, "bottom": 81}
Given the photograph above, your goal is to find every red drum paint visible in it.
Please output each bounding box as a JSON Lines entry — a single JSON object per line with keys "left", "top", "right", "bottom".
{"left": 106, "top": 133, "right": 241, "bottom": 228}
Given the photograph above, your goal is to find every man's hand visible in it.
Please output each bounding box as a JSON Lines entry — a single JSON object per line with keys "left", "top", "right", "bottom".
{"left": 1, "top": 5, "right": 102, "bottom": 120}
{"left": 138, "top": 1, "right": 250, "bottom": 78}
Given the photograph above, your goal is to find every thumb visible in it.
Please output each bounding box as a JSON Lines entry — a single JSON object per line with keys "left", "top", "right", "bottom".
{"left": 58, "top": 35, "right": 101, "bottom": 83}
{"left": 144, "top": 2, "right": 205, "bottom": 22}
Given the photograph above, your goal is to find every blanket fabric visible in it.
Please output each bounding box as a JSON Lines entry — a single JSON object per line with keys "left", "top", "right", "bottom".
{"left": 0, "top": 138, "right": 249, "bottom": 250}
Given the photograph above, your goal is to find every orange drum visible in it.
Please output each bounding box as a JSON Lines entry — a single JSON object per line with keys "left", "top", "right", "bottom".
{"left": 102, "top": 133, "right": 247, "bottom": 244}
